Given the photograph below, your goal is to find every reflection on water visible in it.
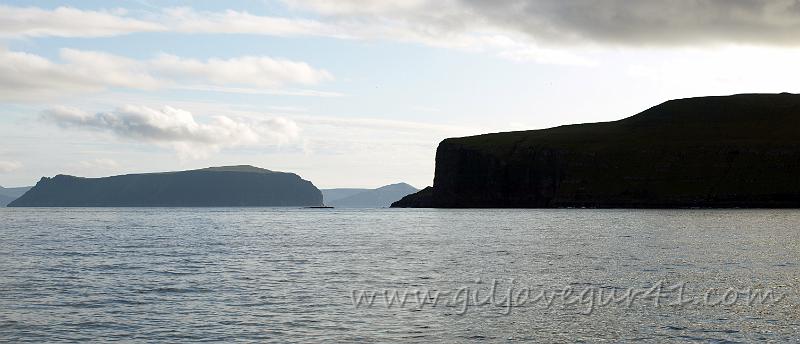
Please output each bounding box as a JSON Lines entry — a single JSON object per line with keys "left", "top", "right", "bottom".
{"left": 1, "top": 208, "right": 799, "bottom": 342}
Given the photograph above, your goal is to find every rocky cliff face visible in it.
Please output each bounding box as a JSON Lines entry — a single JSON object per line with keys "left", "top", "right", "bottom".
{"left": 8, "top": 165, "right": 323, "bottom": 207}
{"left": 393, "top": 93, "right": 800, "bottom": 208}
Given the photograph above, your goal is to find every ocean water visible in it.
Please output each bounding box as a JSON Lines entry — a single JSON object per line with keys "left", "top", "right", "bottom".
{"left": 1, "top": 208, "right": 799, "bottom": 343}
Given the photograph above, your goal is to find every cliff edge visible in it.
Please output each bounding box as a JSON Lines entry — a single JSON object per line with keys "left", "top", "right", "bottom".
{"left": 393, "top": 93, "right": 800, "bottom": 208}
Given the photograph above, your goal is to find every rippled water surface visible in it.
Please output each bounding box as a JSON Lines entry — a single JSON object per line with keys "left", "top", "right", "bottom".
{"left": 1, "top": 208, "right": 800, "bottom": 342}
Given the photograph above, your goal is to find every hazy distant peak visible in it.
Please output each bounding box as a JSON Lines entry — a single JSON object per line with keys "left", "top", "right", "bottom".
{"left": 323, "top": 182, "right": 419, "bottom": 208}
{"left": 0, "top": 185, "right": 33, "bottom": 201}
{"left": 376, "top": 182, "right": 417, "bottom": 191}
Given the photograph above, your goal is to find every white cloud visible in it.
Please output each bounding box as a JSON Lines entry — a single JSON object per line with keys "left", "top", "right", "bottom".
{"left": 0, "top": 5, "right": 343, "bottom": 39}
{"left": 0, "top": 160, "right": 22, "bottom": 173}
{"left": 60, "top": 49, "right": 162, "bottom": 89}
{"left": 174, "top": 85, "right": 344, "bottom": 97}
{"left": 150, "top": 53, "right": 332, "bottom": 87}
{"left": 283, "top": 0, "right": 434, "bottom": 16}
{"left": 42, "top": 105, "right": 300, "bottom": 159}
{"left": 165, "top": 7, "right": 347, "bottom": 37}
{"left": 0, "top": 5, "right": 164, "bottom": 38}
{"left": 0, "top": 48, "right": 160, "bottom": 101}
{"left": 195, "top": 4, "right": 594, "bottom": 65}
{"left": 286, "top": 0, "right": 800, "bottom": 46}
{"left": 0, "top": 48, "right": 332, "bottom": 102}
{"left": 0, "top": 5, "right": 591, "bottom": 65}
{"left": 7, "top": 2, "right": 800, "bottom": 66}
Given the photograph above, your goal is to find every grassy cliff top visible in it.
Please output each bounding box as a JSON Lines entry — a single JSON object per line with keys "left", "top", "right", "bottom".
{"left": 446, "top": 93, "right": 800, "bottom": 156}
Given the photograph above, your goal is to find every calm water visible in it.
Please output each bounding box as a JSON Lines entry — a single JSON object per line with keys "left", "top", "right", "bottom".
{"left": 1, "top": 208, "right": 799, "bottom": 343}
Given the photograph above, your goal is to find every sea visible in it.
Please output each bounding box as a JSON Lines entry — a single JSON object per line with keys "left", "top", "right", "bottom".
{"left": 1, "top": 208, "right": 799, "bottom": 342}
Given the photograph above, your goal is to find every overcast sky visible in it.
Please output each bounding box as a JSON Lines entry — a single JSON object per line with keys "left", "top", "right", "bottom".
{"left": 2, "top": 0, "right": 800, "bottom": 188}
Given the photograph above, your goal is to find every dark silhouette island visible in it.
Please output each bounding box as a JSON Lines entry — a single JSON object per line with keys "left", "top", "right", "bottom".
{"left": 8, "top": 165, "right": 322, "bottom": 207}
{"left": 393, "top": 93, "right": 800, "bottom": 208}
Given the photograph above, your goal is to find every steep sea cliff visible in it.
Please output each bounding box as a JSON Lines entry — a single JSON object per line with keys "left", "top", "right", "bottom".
{"left": 394, "top": 93, "right": 800, "bottom": 208}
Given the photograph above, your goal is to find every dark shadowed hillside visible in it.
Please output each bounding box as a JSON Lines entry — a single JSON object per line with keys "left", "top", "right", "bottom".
{"left": 8, "top": 165, "right": 322, "bottom": 207}
{"left": 393, "top": 93, "right": 800, "bottom": 208}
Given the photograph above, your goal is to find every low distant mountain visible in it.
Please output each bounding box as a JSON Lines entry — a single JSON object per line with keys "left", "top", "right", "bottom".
{"left": 321, "top": 188, "right": 369, "bottom": 203}
{"left": 8, "top": 165, "right": 322, "bottom": 207}
{"left": 0, "top": 185, "right": 32, "bottom": 198}
{"left": 394, "top": 93, "right": 800, "bottom": 208}
{"left": 0, "top": 186, "right": 31, "bottom": 206}
{"left": 325, "top": 183, "right": 418, "bottom": 208}
{"left": 0, "top": 193, "right": 15, "bottom": 207}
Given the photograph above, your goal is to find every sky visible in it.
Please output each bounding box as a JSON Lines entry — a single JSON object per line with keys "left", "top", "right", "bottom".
{"left": 2, "top": 0, "right": 800, "bottom": 188}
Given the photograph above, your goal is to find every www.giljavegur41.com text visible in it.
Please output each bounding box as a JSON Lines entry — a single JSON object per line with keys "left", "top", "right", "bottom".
{"left": 351, "top": 279, "right": 789, "bottom": 315}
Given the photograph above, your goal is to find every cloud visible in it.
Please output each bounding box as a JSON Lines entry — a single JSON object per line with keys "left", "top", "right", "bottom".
{"left": 165, "top": 7, "right": 347, "bottom": 37}
{"left": 0, "top": 5, "right": 341, "bottom": 38}
{"left": 5, "top": 3, "right": 800, "bottom": 49}
{"left": 282, "top": 0, "right": 800, "bottom": 63}
{"left": 60, "top": 49, "right": 162, "bottom": 88}
{"left": 0, "top": 48, "right": 332, "bottom": 102}
{"left": 0, "top": 160, "right": 22, "bottom": 173}
{"left": 283, "top": 0, "right": 434, "bottom": 16}
{"left": 7, "top": 2, "right": 800, "bottom": 67}
{"left": 0, "top": 5, "right": 340, "bottom": 38}
{"left": 176, "top": 3, "right": 599, "bottom": 64}
{"left": 0, "top": 4, "right": 590, "bottom": 65}
{"left": 0, "top": 5, "right": 163, "bottom": 38}
{"left": 150, "top": 54, "right": 332, "bottom": 87}
{"left": 287, "top": 0, "right": 800, "bottom": 47}
{"left": 174, "top": 85, "right": 344, "bottom": 97}
{"left": 42, "top": 105, "right": 300, "bottom": 159}
{"left": 0, "top": 48, "right": 159, "bottom": 101}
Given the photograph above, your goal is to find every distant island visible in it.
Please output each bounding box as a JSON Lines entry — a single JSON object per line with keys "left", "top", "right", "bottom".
{"left": 0, "top": 186, "right": 31, "bottom": 207}
{"left": 394, "top": 93, "right": 800, "bottom": 208}
{"left": 8, "top": 165, "right": 322, "bottom": 207}
{"left": 0, "top": 193, "right": 14, "bottom": 207}
{"left": 322, "top": 183, "right": 418, "bottom": 207}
